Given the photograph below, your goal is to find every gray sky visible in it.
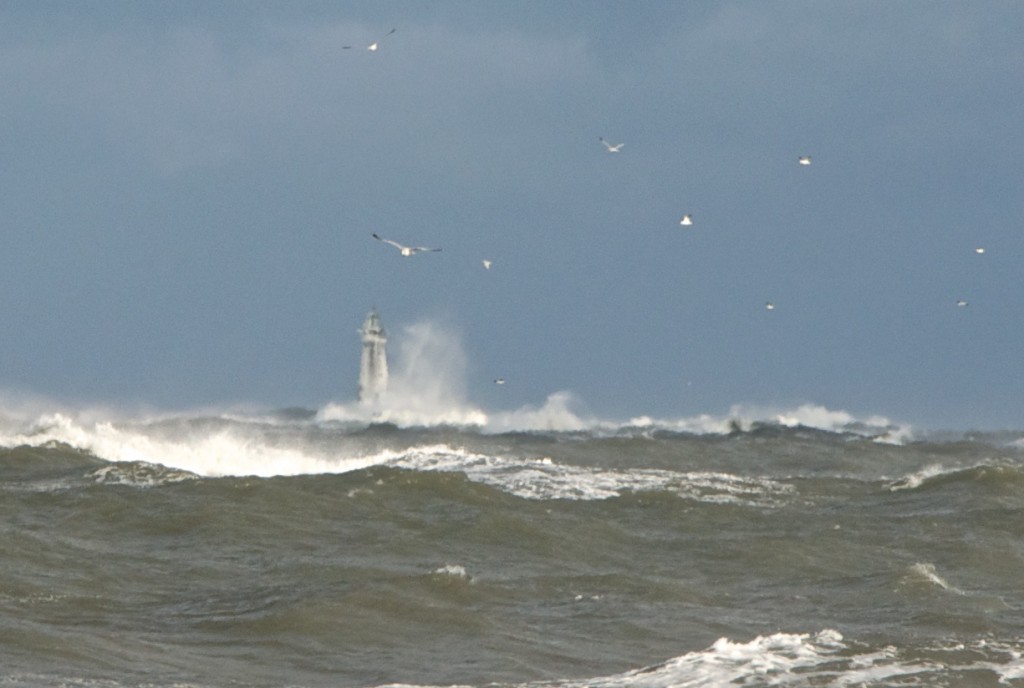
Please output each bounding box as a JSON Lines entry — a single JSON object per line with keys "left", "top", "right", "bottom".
{"left": 1, "top": 1, "right": 1022, "bottom": 429}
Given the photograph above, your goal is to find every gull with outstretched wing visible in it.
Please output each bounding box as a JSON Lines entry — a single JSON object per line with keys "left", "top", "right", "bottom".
{"left": 342, "top": 28, "right": 396, "bottom": 51}
{"left": 373, "top": 233, "right": 441, "bottom": 256}
{"left": 368, "top": 28, "right": 396, "bottom": 51}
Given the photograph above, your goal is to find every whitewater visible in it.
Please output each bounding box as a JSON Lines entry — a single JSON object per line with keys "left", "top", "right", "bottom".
{"left": 2, "top": 391, "right": 1024, "bottom": 688}
{"left": 0, "top": 394, "right": 912, "bottom": 480}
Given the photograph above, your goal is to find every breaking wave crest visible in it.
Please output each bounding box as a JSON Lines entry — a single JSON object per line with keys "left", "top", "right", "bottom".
{"left": 377, "top": 630, "right": 1024, "bottom": 688}
{"left": 319, "top": 395, "right": 910, "bottom": 439}
{"left": 887, "top": 461, "right": 1024, "bottom": 492}
{"left": 0, "top": 397, "right": 1009, "bottom": 502}
{"left": 0, "top": 414, "right": 796, "bottom": 504}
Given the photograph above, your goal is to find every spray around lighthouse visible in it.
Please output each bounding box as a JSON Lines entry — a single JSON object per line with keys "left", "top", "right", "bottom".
{"left": 314, "top": 310, "right": 588, "bottom": 431}
{"left": 317, "top": 310, "right": 491, "bottom": 427}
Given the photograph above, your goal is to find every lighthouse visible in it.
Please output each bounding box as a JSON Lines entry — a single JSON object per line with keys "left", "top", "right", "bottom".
{"left": 358, "top": 309, "right": 388, "bottom": 405}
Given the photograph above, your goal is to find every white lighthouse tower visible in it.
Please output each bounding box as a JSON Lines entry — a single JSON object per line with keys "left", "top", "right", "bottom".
{"left": 358, "top": 309, "right": 388, "bottom": 405}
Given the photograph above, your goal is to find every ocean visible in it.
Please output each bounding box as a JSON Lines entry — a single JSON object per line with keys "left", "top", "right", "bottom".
{"left": 2, "top": 401, "right": 1023, "bottom": 687}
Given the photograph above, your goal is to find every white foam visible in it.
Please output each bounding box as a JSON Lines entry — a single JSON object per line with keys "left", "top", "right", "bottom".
{"left": 369, "top": 633, "right": 1024, "bottom": 688}
{"left": 487, "top": 399, "right": 909, "bottom": 440}
{"left": 390, "top": 445, "right": 793, "bottom": 504}
{"left": 0, "top": 412, "right": 382, "bottom": 478}
{"left": 975, "top": 639, "right": 1024, "bottom": 684}
{"left": 551, "top": 630, "right": 931, "bottom": 688}
{"left": 88, "top": 462, "right": 197, "bottom": 488}
{"left": 319, "top": 390, "right": 591, "bottom": 433}
{"left": 431, "top": 564, "right": 472, "bottom": 582}
{"left": 615, "top": 404, "right": 912, "bottom": 442}
{"left": 0, "top": 413, "right": 792, "bottom": 503}
{"left": 725, "top": 403, "right": 911, "bottom": 441}
{"left": 318, "top": 400, "right": 488, "bottom": 428}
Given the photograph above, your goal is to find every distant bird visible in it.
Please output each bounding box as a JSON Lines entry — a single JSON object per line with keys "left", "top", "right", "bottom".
{"left": 956, "top": 299, "right": 969, "bottom": 308}
{"left": 798, "top": 156, "right": 812, "bottom": 166}
{"left": 344, "top": 28, "right": 395, "bottom": 50}
{"left": 482, "top": 259, "right": 492, "bottom": 270}
{"left": 372, "top": 233, "right": 441, "bottom": 256}
{"left": 494, "top": 378, "right": 506, "bottom": 385}
{"left": 765, "top": 302, "right": 775, "bottom": 311}
{"left": 599, "top": 137, "right": 624, "bottom": 153}
{"left": 367, "top": 28, "right": 396, "bottom": 51}
{"left": 975, "top": 247, "right": 986, "bottom": 254}
{"left": 679, "top": 214, "right": 694, "bottom": 227}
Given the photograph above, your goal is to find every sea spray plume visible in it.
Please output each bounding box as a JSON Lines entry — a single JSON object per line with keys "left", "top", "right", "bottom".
{"left": 319, "top": 318, "right": 486, "bottom": 427}
{"left": 0, "top": 392, "right": 161, "bottom": 437}
{"left": 383, "top": 320, "right": 486, "bottom": 425}
{"left": 485, "top": 391, "right": 591, "bottom": 433}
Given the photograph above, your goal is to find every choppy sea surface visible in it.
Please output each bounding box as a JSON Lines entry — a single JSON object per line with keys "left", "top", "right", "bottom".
{"left": 2, "top": 400, "right": 1023, "bottom": 687}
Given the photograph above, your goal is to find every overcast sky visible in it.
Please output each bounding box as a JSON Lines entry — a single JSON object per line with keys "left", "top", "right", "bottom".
{"left": 1, "top": 1, "right": 1022, "bottom": 429}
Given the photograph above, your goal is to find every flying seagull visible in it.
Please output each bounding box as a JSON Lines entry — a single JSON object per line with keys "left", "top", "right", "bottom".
{"left": 599, "top": 137, "right": 624, "bottom": 153}
{"left": 482, "top": 259, "right": 492, "bottom": 270}
{"left": 343, "top": 28, "right": 395, "bottom": 51}
{"left": 679, "top": 214, "right": 694, "bottom": 227}
{"left": 975, "top": 247, "right": 986, "bottom": 254}
{"left": 493, "top": 378, "right": 506, "bottom": 385}
{"left": 798, "top": 155, "right": 812, "bottom": 166}
{"left": 372, "top": 233, "right": 441, "bottom": 256}
{"left": 956, "top": 299, "right": 968, "bottom": 308}
{"left": 765, "top": 302, "right": 775, "bottom": 311}
{"left": 368, "top": 28, "right": 396, "bottom": 51}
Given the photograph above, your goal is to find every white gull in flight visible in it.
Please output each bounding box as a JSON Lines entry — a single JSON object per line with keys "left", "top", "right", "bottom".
{"left": 368, "top": 28, "right": 396, "bottom": 51}
{"left": 373, "top": 233, "right": 441, "bottom": 256}
{"left": 344, "top": 28, "right": 395, "bottom": 51}
{"left": 679, "top": 214, "right": 693, "bottom": 227}
{"left": 599, "top": 137, "right": 624, "bottom": 153}
{"left": 798, "top": 155, "right": 812, "bottom": 166}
